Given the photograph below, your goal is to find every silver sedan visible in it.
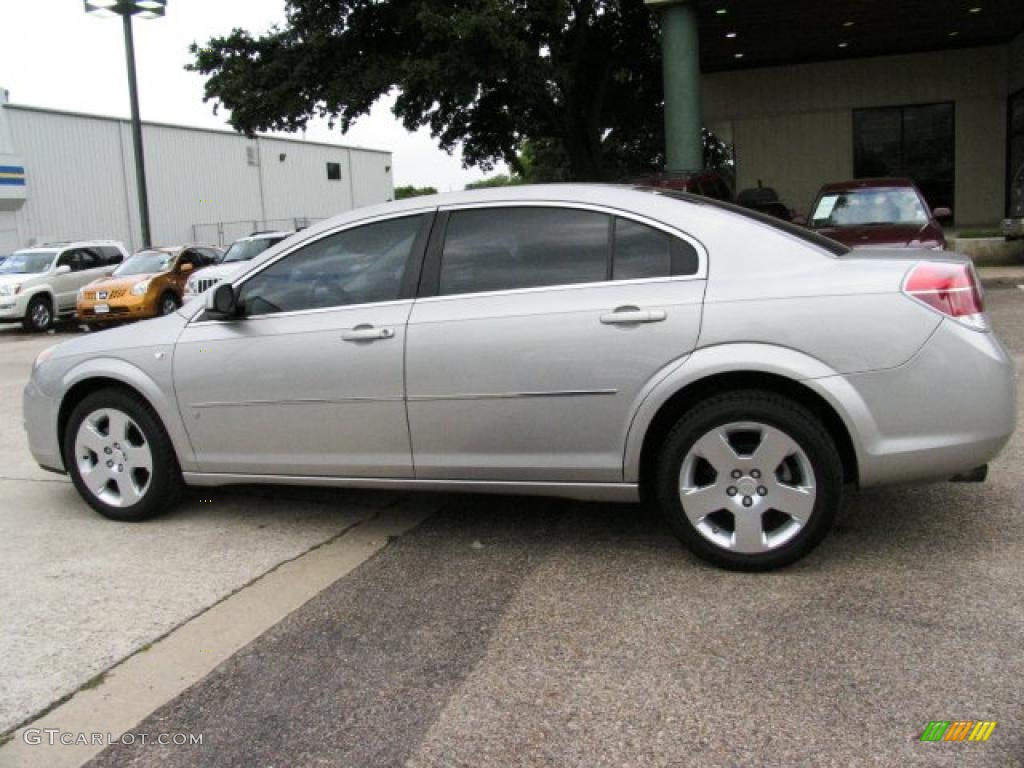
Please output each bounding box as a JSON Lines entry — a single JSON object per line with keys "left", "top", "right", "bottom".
{"left": 22, "top": 185, "right": 1016, "bottom": 570}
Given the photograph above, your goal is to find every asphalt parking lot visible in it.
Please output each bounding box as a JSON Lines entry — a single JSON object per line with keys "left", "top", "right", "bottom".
{"left": 2, "top": 287, "right": 1023, "bottom": 767}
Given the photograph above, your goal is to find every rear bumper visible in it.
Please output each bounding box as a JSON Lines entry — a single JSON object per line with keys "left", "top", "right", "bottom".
{"left": 817, "top": 318, "right": 1016, "bottom": 488}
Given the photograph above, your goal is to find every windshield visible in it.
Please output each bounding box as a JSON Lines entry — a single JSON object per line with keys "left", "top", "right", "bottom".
{"left": 222, "top": 237, "right": 282, "bottom": 263}
{"left": 811, "top": 187, "right": 929, "bottom": 229}
{"left": 113, "top": 251, "right": 174, "bottom": 276}
{"left": 0, "top": 251, "right": 56, "bottom": 274}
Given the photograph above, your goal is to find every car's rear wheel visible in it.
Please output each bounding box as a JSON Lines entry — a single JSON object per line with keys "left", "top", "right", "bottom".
{"left": 656, "top": 390, "right": 842, "bottom": 571}
{"left": 23, "top": 295, "right": 53, "bottom": 332}
{"left": 64, "top": 388, "right": 183, "bottom": 522}
{"left": 159, "top": 292, "right": 180, "bottom": 316}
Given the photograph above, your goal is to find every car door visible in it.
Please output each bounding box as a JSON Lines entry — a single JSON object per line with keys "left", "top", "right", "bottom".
{"left": 173, "top": 212, "right": 433, "bottom": 477}
{"left": 52, "top": 248, "right": 100, "bottom": 311}
{"left": 405, "top": 203, "right": 706, "bottom": 482}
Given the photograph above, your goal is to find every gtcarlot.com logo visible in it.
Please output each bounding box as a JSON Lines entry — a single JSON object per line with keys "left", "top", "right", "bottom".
{"left": 22, "top": 729, "right": 203, "bottom": 747}
{"left": 920, "top": 720, "right": 997, "bottom": 742}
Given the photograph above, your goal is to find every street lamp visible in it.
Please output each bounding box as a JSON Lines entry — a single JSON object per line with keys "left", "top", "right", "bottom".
{"left": 84, "top": 1, "right": 167, "bottom": 248}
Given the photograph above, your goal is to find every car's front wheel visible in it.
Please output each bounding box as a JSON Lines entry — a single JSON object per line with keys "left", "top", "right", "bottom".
{"left": 23, "top": 295, "right": 53, "bottom": 332}
{"left": 656, "top": 390, "right": 842, "bottom": 571}
{"left": 64, "top": 388, "right": 183, "bottom": 521}
{"left": 159, "top": 291, "right": 180, "bottom": 316}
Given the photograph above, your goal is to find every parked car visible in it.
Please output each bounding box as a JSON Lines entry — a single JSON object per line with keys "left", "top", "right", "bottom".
{"left": 23, "top": 186, "right": 1014, "bottom": 571}
{"left": 807, "top": 178, "right": 948, "bottom": 249}
{"left": 629, "top": 170, "right": 733, "bottom": 202}
{"left": 77, "top": 245, "right": 221, "bottom": 324}
{"left": 183, "top": 231, "right": 293, "bottom": 298}
{"left": 1003, "top": 162, "right": 1024, "bottom": 240}
{"left": 0, "top": 240, "right": 127, "bottom": 331}
{"left": 736, "top": 181, "right": 796, "bottom": 222}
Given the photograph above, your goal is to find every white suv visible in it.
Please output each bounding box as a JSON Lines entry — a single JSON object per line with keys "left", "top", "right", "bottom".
{"left": 0, "top": 240, "right": 128, "bottom": 331}
{"left": 184, "top": 231, "right": 293, "bottom": 298}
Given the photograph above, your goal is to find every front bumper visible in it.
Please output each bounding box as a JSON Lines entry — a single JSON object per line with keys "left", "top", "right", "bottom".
{"left": 77, "top": 296, "right": 159, "bottom": 323}
{"left": 818, "top": 318, "right": 1016, "bottom": 488}
{"left": 23, "top": 376, "right": 63, "bottom": 472}
{"left": 0, "top": 294, "right": 28, "bottom": 320}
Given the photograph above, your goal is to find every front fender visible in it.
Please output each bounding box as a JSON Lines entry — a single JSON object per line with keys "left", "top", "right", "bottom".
{"left": 58, "top": 356, "right": 198, "bottom": 471}
{"left": 621, "top": 343, "right": 870, "bottom": 483}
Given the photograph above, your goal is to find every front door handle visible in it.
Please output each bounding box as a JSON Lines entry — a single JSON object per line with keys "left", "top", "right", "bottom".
{"left": 342, "top": 325, "right": 395, "bottom": 342}
{"left": 600, "top": 306, "right": 667, "bottom": 325}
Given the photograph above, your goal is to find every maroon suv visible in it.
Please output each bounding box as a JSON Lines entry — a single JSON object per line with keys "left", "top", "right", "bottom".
{"left": 807, "top": 178, "right": 949, "bottom": 250}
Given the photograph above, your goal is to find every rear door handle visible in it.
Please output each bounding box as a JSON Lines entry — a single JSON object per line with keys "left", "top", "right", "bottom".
{"left": 342, "top": 325, "right": 395, "bottom": 342}
{"left": 600, "top": 306, "right": 667, "bottom": 325}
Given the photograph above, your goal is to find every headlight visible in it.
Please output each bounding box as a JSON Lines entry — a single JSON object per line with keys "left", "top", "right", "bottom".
{"left": 33, "top": 345, "right": 57, "bottom": 370}
{"left": 0, "top": 283, "right": 21, "bottom": 297}
{"left": 183, "top": 281, "right": 196, "bottom": 296}
{"left": 131, "top": 280, "right": 151, "bottom": 296}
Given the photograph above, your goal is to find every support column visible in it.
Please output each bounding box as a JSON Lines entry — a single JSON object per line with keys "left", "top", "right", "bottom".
{"left": 647, "top": 0, "right": 702, "bottom": 171}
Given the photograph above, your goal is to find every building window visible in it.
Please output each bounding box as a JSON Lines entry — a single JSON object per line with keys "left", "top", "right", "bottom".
{"left": 326, "top": 162, "right": 342, "bottom": 181}
{"left": 1008, "top": 88, "right": 1024, "bottom": 218}
{"left": 853, "top": 102, "right": 955, "bottom": 219}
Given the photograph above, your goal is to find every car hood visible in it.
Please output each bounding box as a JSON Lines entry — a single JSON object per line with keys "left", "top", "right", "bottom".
{"left": 0, "top": 272, "right": 42, "bottom": 286}
{"left": 189, "top": 262, "right": 245, "bottom": 282}
{"left": 87, "top": 273, "right": 164, "bottom": 291}
{"left": 816, "top": 222, "right": 944, "bottom": 249}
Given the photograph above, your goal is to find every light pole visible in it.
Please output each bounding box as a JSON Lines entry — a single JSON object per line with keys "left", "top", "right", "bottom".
{"left": 84, "top": 1, "right": 167, "bottom": 249}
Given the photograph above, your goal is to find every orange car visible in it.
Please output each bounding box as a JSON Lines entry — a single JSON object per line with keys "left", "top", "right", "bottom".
{"left": 77, "top": 245, "right": 220, "bottom": 323}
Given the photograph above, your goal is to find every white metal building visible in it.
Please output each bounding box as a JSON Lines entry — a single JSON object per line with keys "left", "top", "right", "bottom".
{"left": 0, "top": 87, "right": 394, "bottom": 253}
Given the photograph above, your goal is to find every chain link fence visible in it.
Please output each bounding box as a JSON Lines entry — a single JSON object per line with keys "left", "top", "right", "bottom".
{"left": 190, "top": 216, "right": 323, "bottom": 246}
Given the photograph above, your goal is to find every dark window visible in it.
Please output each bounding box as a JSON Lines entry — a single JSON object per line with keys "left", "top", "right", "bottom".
{"left": 440, "top": 207, "right": 609, "bottom": 296}
{"left": 238, "top": 214, "right": 423, "bottom": 315}
{"left": 99, "top": 246, "right": 123, "bottom": 266}
{"left": 612, "top": 218, "right": 699, "bottom": 280}
{"left": 1008, "top": 88, "right": 1024, "bottom": 218}
{"left": 326, "top": 162, "right": 342, "bottom": 181}
{"left": 58, "top": 248, "right": 101, "bottom": 272}
{"left": 853, "top": 103, "right": 955, "bottom": 218}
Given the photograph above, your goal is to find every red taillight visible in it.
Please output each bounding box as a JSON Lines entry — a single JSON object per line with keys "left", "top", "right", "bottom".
{"left": 903, "top": 261, "right": 987, "bottom": 331}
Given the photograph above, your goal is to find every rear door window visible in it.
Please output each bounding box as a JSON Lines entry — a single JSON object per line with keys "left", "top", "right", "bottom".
{"left": 439, "top": 206, "right": 609, "bottom": 296}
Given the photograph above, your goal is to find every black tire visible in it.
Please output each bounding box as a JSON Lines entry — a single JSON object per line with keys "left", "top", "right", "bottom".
{"left": 655, "top": 390, "right": 842, "bottom": 571}
{"left": 159, "top": 291, "right": 181, "bottom": 316}
{"left": 23, "top": 295, "right": 53, "bottom": 332}
{"left": 63, "top": 387, "right": 183, "bottom": 522}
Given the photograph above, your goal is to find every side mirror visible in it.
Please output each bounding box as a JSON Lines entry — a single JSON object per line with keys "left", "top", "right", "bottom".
{"left": 55, "top": 264, "right": 71, "bottom": 275}
{"left": 205, "top": 283, "right": 239, "bottom": 320}
{"left": 933, "top": 207, "right": 952, "bottom": 220}
{"left": 179, "top": 262, "right": 194, "bottom": 273}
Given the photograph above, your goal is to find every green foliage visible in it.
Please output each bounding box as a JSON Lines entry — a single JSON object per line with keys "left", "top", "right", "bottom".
{"left": 188, "top": 0, "right": 667, "bottom": 181}
{"left": 464, "top": 174, "right": 522, "bottom": 190}
{"left": 394, "top": 185, "right": 438, "bottom": 199}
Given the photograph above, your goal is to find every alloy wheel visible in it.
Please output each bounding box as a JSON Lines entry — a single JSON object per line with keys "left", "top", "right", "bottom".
{"left": 73, "top": 408, "right": 154, "bottom": 507}
{"left": 678, "top": 421, "right": 816, "bottom": 554}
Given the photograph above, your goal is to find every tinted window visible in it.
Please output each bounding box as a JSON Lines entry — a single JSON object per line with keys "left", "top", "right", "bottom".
{"left": 238, "top": 215, "right": 423, "bottom": 315}
{"left": 614, "top": 219, "right": 669, "bottom": 280}
{"left": 612, "top": 218, "right": 699, "bottom": 280}
{"left": 59, "top": 249, "right": 101, "bottom": 272}
{"left": 99, "top": 246, "right": 124, "bottom": 265}
{"left": 440, "top": 207, "right": 609, "bottom": 296}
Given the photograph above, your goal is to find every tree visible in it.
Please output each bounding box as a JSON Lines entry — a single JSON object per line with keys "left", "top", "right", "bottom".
{"left": 188, "top": 0, "right": 666, "bottom": 182}
{"left": 464, "top": 174, "right": 522, "bottom": 190}
{"left": 394, "top": 184, "right": 438, "bottom": 199}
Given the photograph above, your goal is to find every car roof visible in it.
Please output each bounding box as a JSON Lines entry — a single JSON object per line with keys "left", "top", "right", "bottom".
{"left": 818, "top": 178, "right": 918, "bottom": 193}
{"left": 15, "top": 240, "right": 126, "bottom": 253}
{"left": 235, "top": 231, "right": 294, "bottom": 242}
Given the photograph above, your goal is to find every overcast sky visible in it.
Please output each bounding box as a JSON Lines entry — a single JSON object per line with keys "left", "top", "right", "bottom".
{"left": 0, "top": 0, "right": 503, "bottom": 191}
